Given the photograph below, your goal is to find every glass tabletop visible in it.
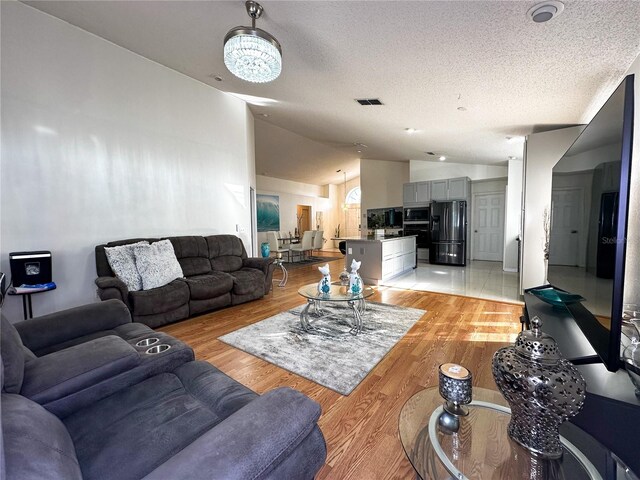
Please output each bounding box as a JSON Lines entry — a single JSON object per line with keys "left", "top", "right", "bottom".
{"left": 399, "top": 387, "right": 603, "bottom": 480}
{"left": 297, "top": 283, "right": 374, "bottom": 301}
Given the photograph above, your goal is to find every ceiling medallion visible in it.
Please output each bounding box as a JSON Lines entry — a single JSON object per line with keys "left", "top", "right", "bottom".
{"left": 223, "top": 1, "right": 282, "bottom": 83}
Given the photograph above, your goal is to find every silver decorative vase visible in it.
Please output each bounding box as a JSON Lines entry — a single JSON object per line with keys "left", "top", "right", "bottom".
{"left": 492, "top": 316, "right": 586, "bottom": 459}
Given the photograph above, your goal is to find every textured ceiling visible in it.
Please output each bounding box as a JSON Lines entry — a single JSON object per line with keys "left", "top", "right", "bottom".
{"left": 23, "top": 0, "right": 640, "bottom": 185}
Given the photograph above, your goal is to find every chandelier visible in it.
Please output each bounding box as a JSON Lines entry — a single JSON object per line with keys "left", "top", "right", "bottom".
{"left": 223, "top": 1, "right": 282, "bottom": 83}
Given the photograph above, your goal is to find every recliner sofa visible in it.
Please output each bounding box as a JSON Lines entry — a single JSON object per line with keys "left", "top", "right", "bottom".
{"left": 1, "top": 301, "right": 327, "bottom": 480}
{"left": 2, "top": 299, "right": 194, "bottom": 417}
{"left": 95, "top": 235, "right": 275, "bottom": 327}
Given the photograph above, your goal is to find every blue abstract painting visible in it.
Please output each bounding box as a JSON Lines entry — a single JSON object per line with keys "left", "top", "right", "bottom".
{"left": 257, "top": 194, "right": 280, "bottom": 232}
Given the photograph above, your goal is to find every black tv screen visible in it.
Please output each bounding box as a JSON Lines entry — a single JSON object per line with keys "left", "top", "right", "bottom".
{"left": 548, "top": 74, "right": 634, "bottom": 371}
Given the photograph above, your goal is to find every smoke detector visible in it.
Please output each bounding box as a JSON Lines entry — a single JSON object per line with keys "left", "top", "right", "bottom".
{"left": 527, "top": 1, "right": 564, "bottom": 23}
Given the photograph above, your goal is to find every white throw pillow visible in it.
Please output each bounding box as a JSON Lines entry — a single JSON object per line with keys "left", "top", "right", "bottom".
{"left": 104, "top": 241, "right": 149, "bottom": 292}
{"left": 133, "top": 240, "right": 184, "bottom": 290}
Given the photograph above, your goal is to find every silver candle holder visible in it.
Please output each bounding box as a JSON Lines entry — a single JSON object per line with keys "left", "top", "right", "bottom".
{"left": 438, "top": 363, "right": 473, "bottom": 417}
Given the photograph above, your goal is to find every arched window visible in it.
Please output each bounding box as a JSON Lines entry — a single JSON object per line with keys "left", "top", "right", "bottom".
{"left": 345, "top": 186, "right": 361, "bottom": 205}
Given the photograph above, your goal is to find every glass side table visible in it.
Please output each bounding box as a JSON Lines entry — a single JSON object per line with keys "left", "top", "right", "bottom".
{"left": 399, "top": 387, "right": 608, "bottom": 480}
{"left": 272, "top": 258, "right": 288, "bottom": 288}
{"left": 297, "top": 284, "right": 374, "bottom": 335}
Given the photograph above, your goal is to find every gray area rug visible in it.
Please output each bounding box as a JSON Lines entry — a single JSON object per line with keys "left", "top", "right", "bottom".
{"left": 219, "top": 301, "right": 426, "bottom": 395}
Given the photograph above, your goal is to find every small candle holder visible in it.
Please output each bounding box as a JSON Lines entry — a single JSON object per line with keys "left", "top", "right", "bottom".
{"left": 438, "top": 363, "right": 472, "bottom": 417}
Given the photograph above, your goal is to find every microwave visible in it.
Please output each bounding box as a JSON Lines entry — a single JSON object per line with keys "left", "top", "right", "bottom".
{"left": 403, "top": 206, "right": 430, "bottom": 223}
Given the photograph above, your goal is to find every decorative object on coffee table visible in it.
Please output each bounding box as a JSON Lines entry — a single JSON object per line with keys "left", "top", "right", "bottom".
{"left": 492, "top": 316, "right": 586, "bottom": 459}
{"left": 438, "top": 363, "right": 472, "bottom": 417}
{"left": 339, "top": 267, "right": 349, "bottom": 286}
{"left": 317, "top": 263, "right": 331, "bottom": 294}
{"left": 261, "top": 241, "right": 270, "bottom": 258}
{"left": 348, "top": 259, "right": 362, "bottom": 294}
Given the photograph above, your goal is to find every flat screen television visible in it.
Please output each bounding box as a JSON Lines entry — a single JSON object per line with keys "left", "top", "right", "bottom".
{"left": 547, "top": 74, "right": 634, "bottom": 371}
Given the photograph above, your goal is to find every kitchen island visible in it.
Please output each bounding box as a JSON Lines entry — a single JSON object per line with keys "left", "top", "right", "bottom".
{"left": 340, "top": 235, "right": 416, "bottom": 285}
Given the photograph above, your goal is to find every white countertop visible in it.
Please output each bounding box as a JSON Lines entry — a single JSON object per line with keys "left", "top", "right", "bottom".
{"left": 332, "top": 235, "right": 417, "bottom": 242}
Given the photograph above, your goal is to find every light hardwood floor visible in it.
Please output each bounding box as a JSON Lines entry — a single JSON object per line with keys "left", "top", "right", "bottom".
{"left": 159, "top": 253, "right": 522, "bottom": 479}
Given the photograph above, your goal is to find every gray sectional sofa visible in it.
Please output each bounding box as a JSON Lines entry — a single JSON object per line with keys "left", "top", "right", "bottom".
{"left": 1, "top": 300, "right": 327, "bottom": 480}
{"left": 95, "top": 235, "right": 275, "bottom": 327}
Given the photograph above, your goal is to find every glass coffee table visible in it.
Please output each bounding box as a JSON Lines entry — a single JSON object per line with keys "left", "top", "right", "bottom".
{"left": 297, "top": 283, "right": 374, "bottom": 335}
{"left": 399, "top": 387, "right": 613, "bottom": 480}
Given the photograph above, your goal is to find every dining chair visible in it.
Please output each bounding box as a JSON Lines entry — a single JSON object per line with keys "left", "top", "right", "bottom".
{"left": 268, "top": 231, "right": 290, "bottom": 261}
{"left": 290, "top": 230, "right": 314, "bottom": 262}
{"left": 312, "top": 230, "right": 324, "bottom": 255}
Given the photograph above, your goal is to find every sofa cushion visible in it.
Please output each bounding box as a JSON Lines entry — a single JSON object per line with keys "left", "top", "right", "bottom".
{"left": 104, "top": 241, "right": 149, "bottom": 291}
{"left": 129, "top": 280, "right": 189, "bottom": 316}
{"left": 167, "top": 236, "right": 211, "bottom": 277}
{"left": 21, "top": 336, "right": 140, "bottom": 404}
{"left": 2, "top": 393, "right": 82, "bottom": 480}
{"left": 133, "top": 240, "right": 184, "bottom": 290}
{"left": 185, "top": 273, "right": 234, "bottom": 300}
{"left": 0, "top": 315, "right": 26, "bottom": 393}
{"left": 206, "top": 235, "right": 246, "bottom": 272}
{"left": 229, "top": 268, "right": 265, "bottom": 296}
{"left": 29, "top": 322, "right": 154, "bottom": 357}
{"left": 63, "top": 361, "right": 257, "bottom": 480}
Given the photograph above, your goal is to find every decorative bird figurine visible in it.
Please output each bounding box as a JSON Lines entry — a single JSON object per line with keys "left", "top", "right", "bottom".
{"left": 349, "top": 259, "right": 362, "bottom": 294}
{"left": 317, "top": 263, "right": 331, "bottom": 294}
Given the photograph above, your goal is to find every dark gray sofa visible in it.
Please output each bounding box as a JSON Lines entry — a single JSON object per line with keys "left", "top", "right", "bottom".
{"left": 2, "top": 300, "right": 194, "bottom": 417}
{"left": 1, "top": 301, "right": 327, "bottom": 479}
{"left": 95, "top": 235, "right": 275, "bottom": 328}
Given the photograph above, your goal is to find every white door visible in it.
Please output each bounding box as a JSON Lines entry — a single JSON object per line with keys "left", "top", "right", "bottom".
{"left": 549, "top": 188, "right": 583, "bottom": 266}
{"left": 473, "top": 193, "right": 505, "bottom": 261}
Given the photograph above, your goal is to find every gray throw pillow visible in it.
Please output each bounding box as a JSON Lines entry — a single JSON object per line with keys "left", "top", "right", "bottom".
{"left": 133, "top": 240, "right": 184, "bottom": 290}
{"left": 104, "top": 241, "right": 149, "bottom": 292}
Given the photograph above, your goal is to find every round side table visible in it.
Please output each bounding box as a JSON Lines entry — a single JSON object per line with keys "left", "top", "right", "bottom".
{"left": 399, "top": 387, "right": 609, "bottom": 480}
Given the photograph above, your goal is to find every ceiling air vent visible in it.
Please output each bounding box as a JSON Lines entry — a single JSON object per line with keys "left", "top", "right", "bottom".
{"left": 355, "top": 98, "right": 383, "bottom": 105}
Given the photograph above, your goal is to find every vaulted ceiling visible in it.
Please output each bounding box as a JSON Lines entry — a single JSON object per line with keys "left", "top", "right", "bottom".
{"left": 24, "top": 0, "right": 640, "bottom": 185}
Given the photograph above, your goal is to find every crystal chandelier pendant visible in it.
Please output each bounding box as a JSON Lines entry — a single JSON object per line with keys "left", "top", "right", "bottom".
{"left": 223, "top": 1, "right": 282, "bottom": 83}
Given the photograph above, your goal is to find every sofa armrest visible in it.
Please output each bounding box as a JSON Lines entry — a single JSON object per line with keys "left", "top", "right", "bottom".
{"left": 20, "top": 335, "right": 140, "bottom": 405}
{"left": 142, "top": 387, "right": 325, "bottom": 480}
{"left": 15, "top": 299, "right": 133, "bottom": 354}
{"left": 243, "top": 257, "right": 276, "bottom": 293}
{"left": 96, "top": 276, "right": 130, "bottom": 304}
{"left": 243, "top": 257, "right": 274, "bottom": 275}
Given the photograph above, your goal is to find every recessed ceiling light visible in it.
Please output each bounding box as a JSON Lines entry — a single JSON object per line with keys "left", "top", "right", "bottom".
{"left": 457, "top": 106, "right": 467, "bottom": 111}
{"left": 508, "top": 156, "right": 517, "bottom": 160}
{"left": 439, "top": 156, "right": 446, "bottom": 161}
{"left": 260, "top": 113, "right": 270, "bottom": 117}
{"left": 425, "top": 151, "right": 435, "bottom": 156}
{"left": 527, "top": 1, "right": 564, "bottom": 23}
{"left": 336, "top": 169, "right": 341, "bottom": 173}
{"left": 405, "top": 128, "right": 418, "bottom": 134}
{"left": 357, "top": 150, "right": 362, "bottom": 153}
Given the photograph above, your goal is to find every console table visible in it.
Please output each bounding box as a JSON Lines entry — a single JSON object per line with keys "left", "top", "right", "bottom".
{"left": 524, "top": 292, "right": 640, "bottom": 475}
{"left": 399, "top": 386, "right": 632, "bottom": 480}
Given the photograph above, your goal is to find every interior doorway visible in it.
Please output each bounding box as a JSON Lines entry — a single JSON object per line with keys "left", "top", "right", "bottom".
{"left": 473, "top": 192, "right": 505, "bottom": 261}
{"left": 549, "top": 187, "right": 584, "bottom": 266}
{"left": 296, "top": 205, "right": 312, "bottom": 235}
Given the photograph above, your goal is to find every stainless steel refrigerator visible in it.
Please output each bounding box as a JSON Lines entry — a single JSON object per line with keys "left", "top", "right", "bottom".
{"left": 429, "top": 201, "right": 467, "bottom": 266}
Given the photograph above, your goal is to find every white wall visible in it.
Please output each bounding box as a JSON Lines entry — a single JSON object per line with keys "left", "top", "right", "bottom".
{"left": 410, "top": 160, "right": 508, "bottom": 182}
{"left": 255, "top": 175, "right": 335, "bottom": 248}
{"left": 0, "top": 3, "right": 256, "bottom": 320}
{"left": 360, "top": 159, "right": 409, "bottom": 216}
{"left": 521, "top": 126, "right": 584, "bottom": 290}
{"left": 504, "top": 159, "right": 523, "bottom": 272}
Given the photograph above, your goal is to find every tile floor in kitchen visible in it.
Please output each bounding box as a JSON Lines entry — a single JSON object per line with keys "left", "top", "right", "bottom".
{"left": 381, "top": 260, "right": 522, "bottom": 304}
